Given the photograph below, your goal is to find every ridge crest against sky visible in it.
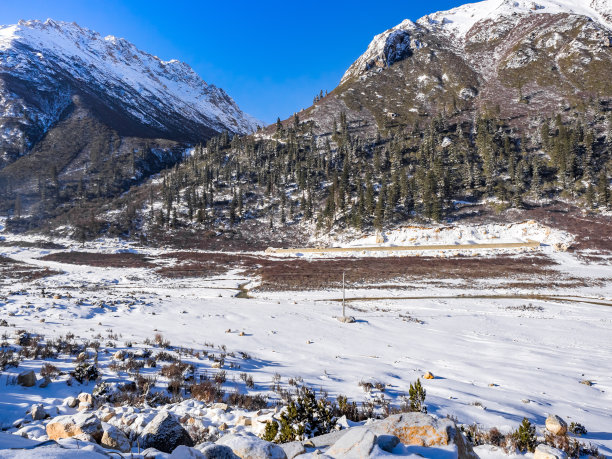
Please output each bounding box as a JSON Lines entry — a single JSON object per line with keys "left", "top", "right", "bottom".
{"left": 0, "top": 1, "right": 473, "bottom": 124}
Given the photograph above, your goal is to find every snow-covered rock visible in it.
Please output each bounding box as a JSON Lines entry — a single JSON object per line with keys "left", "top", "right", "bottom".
{"left": 326, "top": 428, "right": 378, "bottom": 458}
{"left": 534, "top": 443, "right": 568, "bottom": 459}
{"left": 100, "top": 424, "right": 130, "bottom": 452}
{"left": 30, "top": 403, "right": 47, "bottom": 421}
{"left": 217, "top": 434, "right": 287, "bottom": 459}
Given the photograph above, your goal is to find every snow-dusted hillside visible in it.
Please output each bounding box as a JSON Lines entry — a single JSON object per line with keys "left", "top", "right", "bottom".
{"left": 0, "top": 19, "right": 260, "bottom": 155}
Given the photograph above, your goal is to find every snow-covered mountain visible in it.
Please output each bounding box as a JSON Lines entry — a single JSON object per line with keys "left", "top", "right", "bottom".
{"left": 289, "top": 0, "right": 612, "bottom": 142}
{"left": 342, "top": 0, "right": 612, "bottom": 84}
{"left": 0, "top": 19, "right": 260, "bottom": 158}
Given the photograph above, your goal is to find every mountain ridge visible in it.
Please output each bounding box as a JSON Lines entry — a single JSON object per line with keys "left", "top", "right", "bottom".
{"left": 0, "top": 18, "right": 260, "bottom": 158}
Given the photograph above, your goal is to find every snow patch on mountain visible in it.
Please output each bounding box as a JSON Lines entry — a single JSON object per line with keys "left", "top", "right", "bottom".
{"left": 421, "top": 0, "right": 612, "bottom": 38}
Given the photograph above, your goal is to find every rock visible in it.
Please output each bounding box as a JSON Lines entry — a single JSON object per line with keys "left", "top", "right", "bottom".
{"left": 72, "top": 432, "right": 97, "bottom": 443}
{"left": 545, "top": 415, "right": 568, "bottom": 436}
{"left": 423, "top": 371, "right": 435, "bottom": 380}
{"left": 101, "top": 410, "right": 116, "bottom": 422}
{"left": 30, "top": 404, "right": 47, "bottom": 421}
{"left": 368, "top": 413, "right": 477, "bottom": 459}
{"left": 140, "top": 411, "right": 194, "bottom": 453}
{"left": 101, "top": 424, "right": 131, "bottom": 452}
{"left": 580, "top": 379, "right": 593, "bottom": 386}
{"left": 280, "top": 441, "right": 306, "bottom": 459}
{"left": 198, "top": 444, "right": 240, "bottom": 459}
{"left": 217, "top": 434, "right": 287, "bottom": 459}
{"left": 212, "top": 403, "right": 229, "bottom": 411}
{"left": 170, "top": 445, "right": 206, "bottom": 458}
{"left": 78, "top": 402, "right": 92, "bottom": 412}
{"left": 78, "top": 392, "right": 93, "bottom": 404}
{"left": 337, "top": 316, "right": 356, "bottom": 323}
{"left": 327, "top": 427, "right": 377, "bottom": 458}
{"left": 64, "top": 396, "right": 78, "bottom": 408}
{"left": 46, "top": 413, "right": 103, "bottom": 442}
{"left": 17, "top": 370, "right": 36, "bottom": 387}
{"left": 142, "top": 447, "right": 169, "bottom": 458}
{"left": 376, "top": 434, "right": 400, "bottom": 453}
{"left": 534, "top": 444, "right": 568, "bottom": 459}
{"left": 236, "top": 416, "right": 252, "bottom": 426}
{"left": 39, "top": 376, "right": 51, "bottom": 388}
{"left": 218, "top": 423, "right": 229, "bottom": 431}
{"left": 114, "top": 350, "right": 125, "bottom": 360}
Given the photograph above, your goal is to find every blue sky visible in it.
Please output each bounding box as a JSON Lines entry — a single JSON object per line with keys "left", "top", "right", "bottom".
{"left": 0, "top": 0, "right": 468, "bottom": 124}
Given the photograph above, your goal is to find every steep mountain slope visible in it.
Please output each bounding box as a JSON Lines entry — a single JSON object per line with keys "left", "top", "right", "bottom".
{"left": 302, "top": 0, "right": 612, "bottom": 136}
{"left": 0, "top": 19, "right": 259, "bottom": 161}
{"left": 0, "top": 19, "right": 260, "bottom": 219}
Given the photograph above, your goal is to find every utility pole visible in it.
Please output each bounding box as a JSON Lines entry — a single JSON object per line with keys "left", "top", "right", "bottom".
{"left": 342, "top": 271, "right": 346, "bottom": 318}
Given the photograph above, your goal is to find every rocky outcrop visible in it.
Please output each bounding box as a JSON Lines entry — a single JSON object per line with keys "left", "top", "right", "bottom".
{"left": 139, "top": 411, "right": 194, "bottom": 453}
{"left": 270, "top": 412, "right": 477, "bottom": 459}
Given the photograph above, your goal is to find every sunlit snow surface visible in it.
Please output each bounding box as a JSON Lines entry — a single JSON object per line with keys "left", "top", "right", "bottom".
{"left": 0, "top": 219, "right": 610, "bottom": 456}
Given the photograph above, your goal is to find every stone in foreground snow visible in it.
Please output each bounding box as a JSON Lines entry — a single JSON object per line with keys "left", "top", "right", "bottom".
{"left": 545, "top": 415, "right": 568, "bottom": 436}
{"left": 326, "top": 428, "right": 378, "bottom": 458}
{"left": 217, "top": 434, "right": 287, "bottom": 459}
{"left": 534, "top": 443, "right": 568, "bottom": 459}
{"left": 46, "top": 412, "right": 103, "bottom": 442}
{"left": 140, "top": 410, "right": 194, "bottom": 453}
{"left": 100, "top": 424, "right": 130, "bottom": 452}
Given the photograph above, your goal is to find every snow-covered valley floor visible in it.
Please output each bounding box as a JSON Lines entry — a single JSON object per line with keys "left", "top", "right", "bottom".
{"left": 0, "top": 223, "right": 611, "bottom": 456}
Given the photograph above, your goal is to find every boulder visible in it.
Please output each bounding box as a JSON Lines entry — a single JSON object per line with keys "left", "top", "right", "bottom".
{"left": 368, "top": 413, "right": 477, "bottom": 459}
{"left": 114, "top": 350, "right": 125, "bottom": 360}
{"left": 30, "top": 404, "right": 47, "bottom": 421}
{"left": 78, "top": 402, "right": 93, "bottom": 412}
{"left": 236, "top": 416, "right": 252, "bottom": 426}
{"left": 197, "top": 443, "right": 241, "bottom": 459}
{"left": 534, "top": 444, "right": 568, "bottom": 459}
{"left": 101, "top": 424, "right": 131, "bottom": 452}
{"left": 142, "top": 447, "right": 169, "bottom": 458}
{"left": 376, "top": 434, "right": 400, "bottom": 453}
{"left": 46, "top": 412, "right": 103, "bottom": 442}
{"left": 170, "top": 445, "right": 206, "bottom": 458}
{"left": 140, "top": 411, "right": 194, "bottom": 453}
{"left": 17, "top": 370, "right": 36, "bottom": 387}
{"left": 64, "top": 396, "right": 78, "bottom": 408}
{"left": 327, "top": 428, "right": 377, "bottom": 458}
{"left": 217, "top": 434, "right": 287, "bottom": 459}
{"left": 212, "top": 403, "right": 229, "bottom": 411}
{"left": 280, "top": 441, "right": 306, "bottom": 459}
{"left": 545, "top": 415, "right": 568, "bottom": 436}
{"left": 423, "top": 372, "right": 435, "bottom": 380}
{"left": 78, "top": 392, "right": 93, "bottom": 405}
